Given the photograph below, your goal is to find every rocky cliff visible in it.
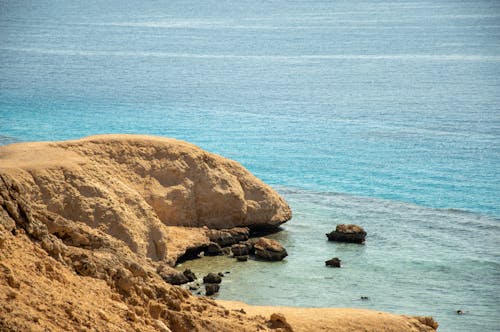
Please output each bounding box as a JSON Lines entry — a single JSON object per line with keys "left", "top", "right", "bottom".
{"left": 0, "top": 134, "right": 291, "bottom": 264}
{"left": 0, "top": 135, "right": 437, "bottom": 332}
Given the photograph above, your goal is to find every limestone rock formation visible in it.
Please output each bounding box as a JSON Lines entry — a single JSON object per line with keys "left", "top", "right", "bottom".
{"left": 326, "top": 224, "right": 367, "bottom": 244}
{"left": 0, "top": 135, "right": 437, "bottom": 332}
{"left": 0, "top": 134, "right": 291, "bottom": 264}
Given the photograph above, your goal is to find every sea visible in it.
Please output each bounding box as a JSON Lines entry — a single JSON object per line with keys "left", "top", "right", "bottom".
{"left": 0, "top": 1, "right": 499, "bottom": 331}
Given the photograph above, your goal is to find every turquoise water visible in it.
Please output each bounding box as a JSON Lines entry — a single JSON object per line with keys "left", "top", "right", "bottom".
{"left": 1, "top": 0, "right": 499, "bottom": 330}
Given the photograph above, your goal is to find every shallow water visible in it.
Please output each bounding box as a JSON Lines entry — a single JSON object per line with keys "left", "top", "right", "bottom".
{"left": 1, "top": 0, "right": 500, "bottom": 331}
{"left": 181, "top": 188, "right": 500, "bottom": 331}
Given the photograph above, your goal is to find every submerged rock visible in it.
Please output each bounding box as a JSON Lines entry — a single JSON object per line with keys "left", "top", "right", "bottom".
{"left": 236, "top": 255, "right": 248, "bottom": 262}
{"left": 203, "top": 273, "right": 222, "bottom": 284}
{"left": 325, "top": 257, "right": 341, "bottom": 268}
{"left": 326, "top": 224, "right": 366, "bottom": 244}
{"left": 254, "top": 238, "right": 287, "bottom": 261}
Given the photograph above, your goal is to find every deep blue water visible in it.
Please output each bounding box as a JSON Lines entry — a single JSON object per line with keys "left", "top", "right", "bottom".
{"left": 1, "top": 1, "right": 499, "bottom": 331}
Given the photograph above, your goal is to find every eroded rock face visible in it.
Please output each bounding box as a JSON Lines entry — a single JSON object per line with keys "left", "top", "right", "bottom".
{"left": 0, "top": 135, "right": 291, "bottom": 263}
{"left": 254, "top": 238, "right": 288, "bottom": 261}
{"left": 326, "top": 224, "right": 366, "bottom": 244}
{"left": 0, "top": 136, "right": 439, "bottom": 332}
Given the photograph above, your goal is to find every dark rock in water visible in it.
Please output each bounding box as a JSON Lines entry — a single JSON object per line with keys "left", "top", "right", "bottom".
{"left": 205, "top": 283, "right": 220, "bottom": 296}
{"left": 231, "top": 243, "right": 249, "bottom": 256}
{"left": 236, "top": 255, "right": 248, "bottom": 262}
{"left": 218, "top": 272, "right": 224, "bottom": 277}
{"left": 205, "top": 242, "right": 223, "bottom": 256}
{"left": 221, "top": 247, "right": 231, "bottom": 255}
{"left": 189, "top": 284, "right": 199, "bottom": 291}
{"left": 325, "top": 257, "right": 342, "bottom": 268}
{"left": 183, "top": 269, "right": 196, "bottom": 282}
{"left": 203, "top": 272, "right": 222, "bottom": 284}
{"left": 241, "top": 239, "right": 257, "bottom": 255}
{"left": 360, "top": 296, "right": 369, "bottom": 300}
{"left": 326, "top": 224, "right": 366, "bottom": 244}
{"left": 254, "top": 237, "right": 287, "bottom": 261}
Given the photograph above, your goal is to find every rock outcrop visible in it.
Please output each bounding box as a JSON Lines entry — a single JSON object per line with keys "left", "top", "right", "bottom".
{"left": 254, "top": 237, "right": 288, "bottom": 261}
{"left": 326, "top": 224, "right": 367, "bottom": 244}
{"left": 0, "top": 135, "right": 437, "bottom": 332}
{"left": 0, "top": 135, "right": 291, "bottom": 264}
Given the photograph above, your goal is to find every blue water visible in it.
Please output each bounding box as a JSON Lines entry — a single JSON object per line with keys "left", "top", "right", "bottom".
{"left": 1, "top": 0, "right": 499, "bottom": 330}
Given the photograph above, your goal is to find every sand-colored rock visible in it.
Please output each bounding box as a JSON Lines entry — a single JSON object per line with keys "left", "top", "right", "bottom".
{"left": 0, "top": 134, "right": 291, "bottom": 263}
{"left": 0, "top": 135, "right": 437, "bottom": 332}
{"left": 254, "top": 237, "right": 288, "bottom": 261}
{"left": 221, "top": 301, "right": 438, "bottom": 332}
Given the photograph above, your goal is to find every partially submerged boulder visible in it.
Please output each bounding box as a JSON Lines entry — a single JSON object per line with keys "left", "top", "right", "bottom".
{"left": 205, "top": 242, "right": 223, "bottom": 256}
{"left": 254, "top": 238, "right": 287, "bottom": 261}
{"left": 182, "top": 269, "right": 196, "bottom": 282}
{"left": 326, "top": 224, "right": 366, "bottom": 244}
{"left": 203, "top": 273, "right": 222, "bottom": 284}
{"left": 231, "top": 244, "right": 249, "bottom": 257}
{"left": 325, "top": 257, "right": 341, "bottom": 268}
{"left": 205, "top": 283, "right": 220, "bottom": 296}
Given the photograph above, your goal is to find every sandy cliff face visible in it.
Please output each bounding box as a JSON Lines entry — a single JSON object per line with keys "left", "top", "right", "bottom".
{"left": 0, "top": 135, "right": 437, "bottom": 332}
{"left": 0, "top": 135, "right": 291, "bottom": 264}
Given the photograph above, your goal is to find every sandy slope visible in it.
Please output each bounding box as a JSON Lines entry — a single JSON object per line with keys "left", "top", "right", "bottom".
{"left": 221, "top": 301, "right": 438, "bottom": 332}
{"left": 0, "top": 135, "right": 438, "bottom": 331}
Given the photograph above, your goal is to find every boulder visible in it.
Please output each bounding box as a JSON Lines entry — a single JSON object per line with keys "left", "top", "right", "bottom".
{"left": 325, "top": 257, "right": 341, "bottom": 268}
{"left": 326, "top": 224, "right": 366, "bottom": 244}
{"left": 203, "top": 273, "right": 222, "bottom": 284}
{"left": 231, "top": 244, "right": 249, "bottom": 257}
{"left": 254, "top": 238, "right": 287, "bottom": 261}
{"left": 236, "top": 255, "right": 248, "bottom": 262}
{"left": 183, "top": 269, "right": 196, "bottom": 282}
{"left": 269, "top": 312, "right": 293, "bottom": 331}
{"left": 205, "top": 242, "right": 223, "bottom": 256}
{"left": 241, "top": 239, "right": 256, "bottom": 255}
{"left": 205, "top": 283, "right": 220, "bottom": 296}
{"left": 226, "top": 227, "right": 250, "bottom": 242}
{"left": 207, "top": 230, "right": 236, "bottom": 247}
{"left": 157, "top": 265, "right": 189, "bottom": 285}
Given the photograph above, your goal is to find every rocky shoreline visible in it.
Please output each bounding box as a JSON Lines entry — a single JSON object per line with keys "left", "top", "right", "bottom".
{"left": 0, "top": 135, "right": 438, "bottom": 331}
